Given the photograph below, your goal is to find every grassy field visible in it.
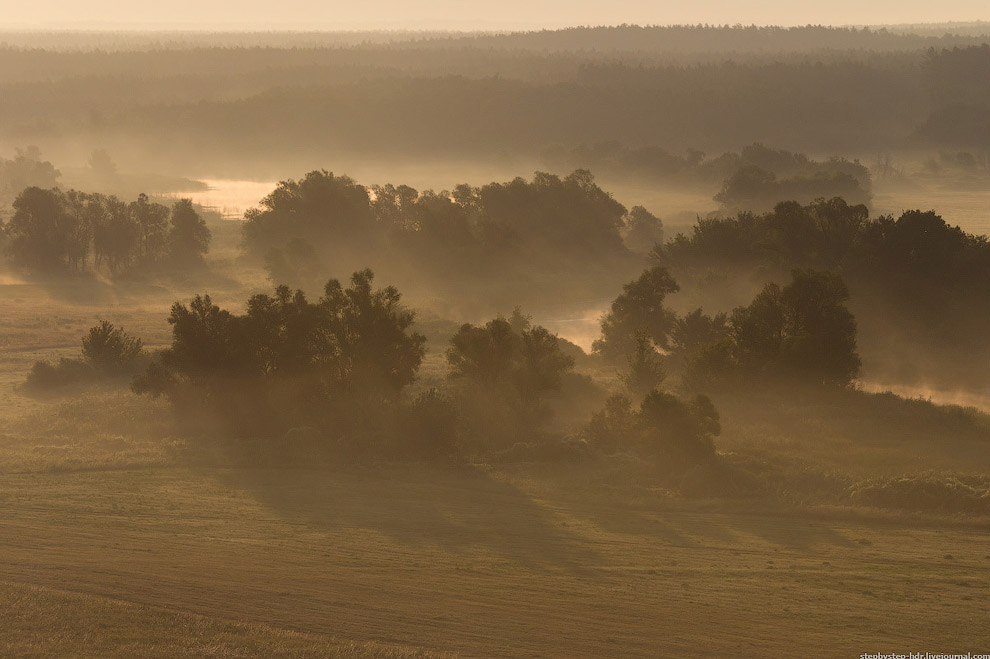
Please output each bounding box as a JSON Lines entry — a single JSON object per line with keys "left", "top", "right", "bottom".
{"left": 2, "top": 280, "right": 990, "bottom": 657}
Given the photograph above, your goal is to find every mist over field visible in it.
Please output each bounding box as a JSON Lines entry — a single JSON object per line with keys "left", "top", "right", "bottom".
{"left": 1, "top": 9, "right": 989, "bottom": 658}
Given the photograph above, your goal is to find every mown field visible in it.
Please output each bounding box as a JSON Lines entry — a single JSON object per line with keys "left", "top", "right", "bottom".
{"left": 2, "top": 281, "right": 990, "bottom": 658}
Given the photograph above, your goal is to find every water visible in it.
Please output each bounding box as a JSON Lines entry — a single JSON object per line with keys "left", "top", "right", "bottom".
{"left": 169, "top": 179, "right": 277, "bottom": 220}
{"left": 872, "top": 186, "right": 990, "bottom": 237}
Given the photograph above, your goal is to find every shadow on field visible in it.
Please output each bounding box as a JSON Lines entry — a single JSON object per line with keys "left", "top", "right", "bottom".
{"left": 566, "top": 500, "right": 859, "bottom": 552}
{"left": 212, "top": 464, "right": 605, "bottom": 575}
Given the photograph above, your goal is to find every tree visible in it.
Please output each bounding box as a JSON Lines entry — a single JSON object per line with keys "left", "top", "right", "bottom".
{"left": 447, "top": 318, "right": 520, "bottom": 385}
{"left": 731, "top": 269, "right": 860, "bottom": 385}
{"left": 6, "top": 187, "right": 81, "bottom": 272}
{"left": 446, "top": 314, "right": 576, "bottom": 448}
{"left": 168, "top": 199, "right": 211, "bottom": 264}
{"left": 0, "top": 147, "right": 60, "bottom": 202}
{"left": 87, "top": 149, "right": 119, "bottom": 181}
{"left": 639, "top": 390, "right": 720, "bottom": 463}
{"left": 134, "top": 269, "right": 426, "bottom": 435}
{"left": 242, "top": 170, "right": 374, "bottom": 255}
{"left": 670, "top": 308, "right": 729, "bottom": 365}
{"left": 91, "top": 194, "right": 140, "bottom": 274}
{"left": 320, "top": 269, "right": 427, "bottom": 396}
{"left": 264, "top": 238, "right": 323, "bottom": 289}
{"left": 593, "top": 265, "right": 680, "bottom": 361}
{"left": 624, "top": 205, "right": 664, "bottom": 253}
{"left": 81, "top": 321, "right": 144, "bottom": 375}
{"left": 129, "top": 193, "right": 170, "bottom": 264}
{"left": 777, "top": 269, "right": 860, "bottom": 385}
{"left": 621, "top": 331, "right": 667, "bottom": 397}
{"left": 476, "top": 170, "right": 628, "bottom": 257}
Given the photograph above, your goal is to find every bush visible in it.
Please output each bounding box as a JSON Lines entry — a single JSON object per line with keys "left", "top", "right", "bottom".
{"left": 585, "top": 389, "right": 721, "bottom": 470}
{"left": 22, "top": 358, "right": 93, "bottom": 392}
{"left": 22, "top": 320, "right": 145, "bottom": 393}
{"left": 82, "top": 321, "right": 143, "bottom": 375}
{"left": 848, "top": 473, "right": 990, "bottom": 515}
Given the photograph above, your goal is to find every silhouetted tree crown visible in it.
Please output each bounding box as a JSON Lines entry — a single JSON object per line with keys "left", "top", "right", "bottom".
{"left": 168, "top": 199, "right": 211, "bottom": 263}
{"left": 241, "top": 169, "right": 633, "bottom": 273}
{"left": 593, "top": 265, "right": 680, "bottom": 361}
{"left": 2, "top": 186, "right": 211, "bottom": 275}
{"left": 134, "top": 269, "right": 426, "bottom": 435}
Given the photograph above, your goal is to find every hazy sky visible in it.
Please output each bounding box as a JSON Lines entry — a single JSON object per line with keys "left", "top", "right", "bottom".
{"left": 2, "top": 0, "right": 987, "bottom": 30}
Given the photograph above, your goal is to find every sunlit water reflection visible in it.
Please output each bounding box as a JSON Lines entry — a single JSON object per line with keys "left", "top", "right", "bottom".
{"left": 165, "top": 179, "right": 276, "bottom": 220}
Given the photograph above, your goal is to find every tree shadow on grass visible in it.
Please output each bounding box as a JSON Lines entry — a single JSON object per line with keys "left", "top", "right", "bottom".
{"left": 563, "top": 496, "right": 860, "bottom": 553}
{"left": 211, "top": 462, "right": 606, "bottom": 576}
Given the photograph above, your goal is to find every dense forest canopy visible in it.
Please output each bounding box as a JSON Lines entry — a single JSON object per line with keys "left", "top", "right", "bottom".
{"left": 0, "top": 26, "right": 987, "bottom": 174}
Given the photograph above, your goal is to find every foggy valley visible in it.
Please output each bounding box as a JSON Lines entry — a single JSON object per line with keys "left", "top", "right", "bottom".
{"left": 1, "top": 13, "right": 989, "bottom": 659}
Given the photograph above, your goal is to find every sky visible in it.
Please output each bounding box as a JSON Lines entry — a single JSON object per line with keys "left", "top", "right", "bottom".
{"left": 1, "top": 0, "right": 987, "bottom": 30}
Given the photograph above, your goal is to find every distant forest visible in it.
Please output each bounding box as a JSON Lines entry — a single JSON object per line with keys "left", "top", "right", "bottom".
{"left": 0, "top": 26, "right": 987, "bottom": 173}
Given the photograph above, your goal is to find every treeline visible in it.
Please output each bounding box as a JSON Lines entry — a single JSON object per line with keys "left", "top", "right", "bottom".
{"left": 544, "top": 142, "right": 872, "bottom": 210}
{"left": 247, "top": 169, "right": 655, "bottom": 295}
{"left": 657, "top": 198, "right": 989, "bottom": 305}
{"left": 449, "top": 24, "right": 990, "bottom": 56}
{"left": 1, "top": 188, "right": 211, "bottom": 275}
{"left": 243, "top": 171, "right": 984, "bottom": 391}
{"left": 111, "top": 64, "right": 921, "bottom": 161}
{"left": 593, "top": 266, "right": 861, "bottom": 388}
{"left": 654, "top": 197, "right": 990, "bottom": 386}
{"left": 3, "top": 38, "right": 988, "bottom": 170}
{"left": 29, "top": 259, "right": 862, "bottom": 471}
{"left": 919, "top": 44, "right": 990, "bottom": 148}
{"left": 122, "top": 270, "right": 598, "bottom": 460}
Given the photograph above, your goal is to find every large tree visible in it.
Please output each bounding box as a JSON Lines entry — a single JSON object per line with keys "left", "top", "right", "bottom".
{"left": 168, "top": 199, "right": 211, "bottom": 264}
{"left": 134, "top": 269, "right": 426, "bottom": 434}
{"left": 731, "top": 269, "right": 860, "bottom": 385}
{"left": 129, "top": 193, "right": 171, "bottom": 264}
{"left": 593, "top": 265, "right": 680, "bottom": 362}
{"left": 6, "top": 187, "right": 85, "bottom": 272}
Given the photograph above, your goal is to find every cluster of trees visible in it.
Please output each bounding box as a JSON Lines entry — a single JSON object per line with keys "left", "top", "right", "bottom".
{"left": 126, "top": 275, "right": 596, "bottom": 460}
{"left": 444, "top": 310, "right": 582, "bottom": 451}
{"left": 545, "top": 142, "right": 872, "bottom": 211}
{"left": 0, "top": 147, "right": 60, "bottom": 205}
{"left": 133, "top": 270, "right": 426, "bottom": 444}
{"left": 247, "top": 170, "right": 648, "bottom": 290}
{"left": 651, "top": 197, "right": 990, "bottom": 387}
{"left": 714, "top": 167, "right": 871, "bottom": 212}
{"left": 1, "top": 188, "right": 211, "bottom": 275}
{"left": 28, "top": 259, "right": 872, "bottom": 475}
{"left": 121, "top": 263, "right": 726, "bottom": 467}
{"left": 658, "top": 197, "right": 989, "bottom": 316}
{"left": 594, "top": 265, "right": 862, "bottom": 388}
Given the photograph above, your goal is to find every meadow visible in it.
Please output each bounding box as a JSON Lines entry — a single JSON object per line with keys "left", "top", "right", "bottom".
{"left": 2, "top": 277, "right": 989, "bottom": 658}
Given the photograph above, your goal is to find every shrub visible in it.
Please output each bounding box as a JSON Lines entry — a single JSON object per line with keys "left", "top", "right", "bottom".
{"left": 585, "top": 389, "right": 721, "bottom": 469}
{"left": 22, "top": 320, "right": 145, "bottom": 393}
{"left": 81, "top": 320, "right": 143, "bottom": 375}
{"left": 848, "top": 473, "right": 990, "bottom": 515}
{"left": 22, "top": 357, "right": 93, "bottom": 392}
